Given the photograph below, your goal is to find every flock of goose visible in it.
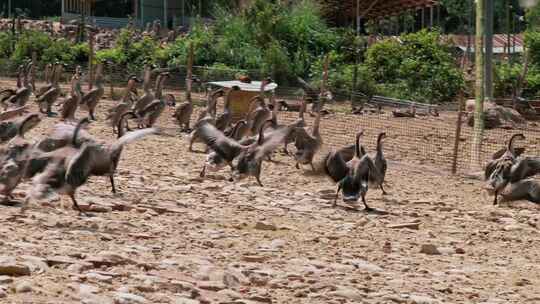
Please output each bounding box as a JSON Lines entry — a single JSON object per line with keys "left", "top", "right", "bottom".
{"left": 0, "top": 60, "right": 538, "bottom": 217}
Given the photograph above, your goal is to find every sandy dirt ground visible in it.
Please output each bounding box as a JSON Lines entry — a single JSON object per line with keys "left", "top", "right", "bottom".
{"left": 0, "top": 81, "right": 540, "bottom": 304}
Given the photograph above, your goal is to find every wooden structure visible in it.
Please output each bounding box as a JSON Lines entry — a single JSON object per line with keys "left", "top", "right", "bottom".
{"left": 348, "top": 0, "right": 438, "bottom": 19}
{"left": 61, "top": 0, "right": 214, "bottom": 28}
{"left": 208, "top": 81, "right": 278, "bottom": 122}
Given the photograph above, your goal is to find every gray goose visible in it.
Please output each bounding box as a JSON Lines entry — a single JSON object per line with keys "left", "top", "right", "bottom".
{"left": 197, "top": 119, "right": 292, "bottom": 186}
{"left": 323, "top": 130, "right": 381, "bottom": 211}
{"left": 0, "top": 114, "right": 41, "bottom": 203}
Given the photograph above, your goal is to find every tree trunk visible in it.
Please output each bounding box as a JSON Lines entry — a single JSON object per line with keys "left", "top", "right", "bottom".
{"left": 470, "top": 0, "right": 485, "bottom": 171}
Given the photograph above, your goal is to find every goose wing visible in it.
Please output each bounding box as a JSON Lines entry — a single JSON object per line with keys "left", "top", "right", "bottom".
{"left": 355, "top": 154, "right": 382, "bottom": 183}
{"left": 197, "top": 122, "right": 244, "bottom": 162}
{"left": 510, "top": 157, "right": 540, "bottom": 183}
{"left": 65, "top": 144, "right": 98, "bottom": 188}
{"left": 81, "top": 88, "right": 100, "bottom": 104}
{"left": 294, "top": 127, "right": 316, "bottom": 150}
{"left": 139, "top": 100, "right": 162, "bottom": 116}
{"left": 37, "top": 87, "right": 59, "bottom": 102}
{"left": 323, "top": 150, "right": 349, "bottom": 183}
{"left": 254, "top": 126, "right": 290, "bottom": 160}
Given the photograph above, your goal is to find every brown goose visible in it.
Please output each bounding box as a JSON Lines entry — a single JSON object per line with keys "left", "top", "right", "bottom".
{"left": 106, "top": 75, "right": 141, "bottom": 134}
{"left": 137, "top": 72, "right": 169, "bottom": 128}
{"left": 37, "top": 62, "right": 65, "bottom": 117}
{"left": 133, "top": 64, "right": 156, "bottom": 115}
{"left": 294, "top": 106, "right": 322, "bottom": 171}
{"left": 215, "top": 86, "right": 239, "bottom": 132}
{"left": 80, "top": 63, "right": 105, "bottom": 121}
{"left": 35, "top": 62, "right": 56, "bottom": 98}
{"left": 371, "top": 132, "right": 388, "bottom": 195}
{"left": 0, "top": 61, "right": 33, "bottom": 109}
{"left": 60, "top": 69, "right": 83, "bottom": 122}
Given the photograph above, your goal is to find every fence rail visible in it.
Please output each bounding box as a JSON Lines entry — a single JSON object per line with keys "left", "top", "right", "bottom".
{"left": 0, "top": 63, "right": 538, "bottom": 177}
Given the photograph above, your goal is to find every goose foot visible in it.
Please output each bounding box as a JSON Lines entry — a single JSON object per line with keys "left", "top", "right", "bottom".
{"left": 380, "top": 184, "right": 388, "bottom": 195}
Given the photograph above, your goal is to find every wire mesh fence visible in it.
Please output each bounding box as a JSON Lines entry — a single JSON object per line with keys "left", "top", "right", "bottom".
{"left": 0, "top": 62, "right": 538, "bottom": 176}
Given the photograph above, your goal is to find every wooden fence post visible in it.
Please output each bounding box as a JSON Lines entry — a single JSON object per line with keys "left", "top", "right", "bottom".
{"left": 31, "top": 51, "right": 37, "bottom": 91}
{"left": 185, "top": 43, "right": 194, "bottom": 103}
{"left": 88, "top": 30, "right": 95, "bottom": 91}
{"left": 452, "top": 92, "right": 465, "bottom": 174}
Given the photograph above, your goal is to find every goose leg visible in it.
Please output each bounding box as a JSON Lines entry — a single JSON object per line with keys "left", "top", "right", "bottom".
{"left": 295, "top": 162, "right": 300, "bottom": 169}
{"left": 69, "top": 193, "right": 87, "bottom": 216}
{"left": 362, "top": 195, "right": 373, "bottom": 212}
{"left": 109, "top": 175, "right": 116, "bottom": 194}
{"left": 333, "top": 184, "right": 342, "bottom": 207}
{"left": 89, "top": 109, "right": 97, "bottom": 121}
{"left": 380, "top": 184, "right": 388, "bottom": 195}
{"left": 493, "top": 191, "right": 498, "bottom": 205}
{"left": 46, "top": 104, "right": 57, "bottom": 117}
{"left": 310, "top": 162, "right": 315, "bottom": 171}
{"left": 256, "top": 175, "right": 264, "bottom": 187}
{"left": 199, "top": 165, "right": 206, "bottom": 178}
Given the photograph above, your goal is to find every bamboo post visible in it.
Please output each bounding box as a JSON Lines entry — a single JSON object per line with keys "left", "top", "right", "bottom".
{"left": 470, "top": 0, "right": 485, "bottom": 171}
{"left": 31, "top": 51, "right": 37, "bottom": 91}
{"left": 318, "top": 54, "right": 330, "bottom": 112}
{"left": 452, "top": 93, "right": 465, "bottom": 174}
{"left": 185, "top": 43, "right": 194, "bottom": 103}
{"left": 88, "top": 29, "right": 95, "bottom": 91}
{"left": 109, "top": 65, "right": 115, "bottom": 99}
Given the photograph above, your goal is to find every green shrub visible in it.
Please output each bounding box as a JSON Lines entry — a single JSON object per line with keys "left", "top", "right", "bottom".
{"left": 494, "top": 62, "right": 521, "bottom": 98}
{"left": 365, "top": 29, "right": 464, "bottom": 103}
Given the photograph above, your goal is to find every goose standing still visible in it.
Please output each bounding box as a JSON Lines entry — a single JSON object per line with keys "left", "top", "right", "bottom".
{"left": 173, "top": 76, "right": 204, "bottom": 132}
{"left": 107, "top": 75, "right": 141, "bottom": 133}
{"left": 187, "top": 89, "right": 224, "bottom": 152}
{"left": 81, "top": 63, "right": 105, "bottom": 120}
{"left": 323, "top": 130, "right": 381, "bottom": 211}
{"left": 294, "top": 105, "right": 322, "bottom": 171}
{"left": 0, "top": 61, "right": 33, "bottom": 109}
{"left": 60, "top": 68, "right": 83, "bottom": 122}
{"left": 215, "top": 86, "right": 239, "bottom": 132}
{"left": 137, "top": 72, "right": 169, "bottom": 128}
{"left": 133, "top": 64, "right": 155, "bottom": 115}
{"left": 35, "top": 62, "right": 56, "bottom": 98}
{"left": 37, "top": 62, "right": 65, "bottom": 116}
{"left": 371, "top": 132, "right": 388, "bottom": 195}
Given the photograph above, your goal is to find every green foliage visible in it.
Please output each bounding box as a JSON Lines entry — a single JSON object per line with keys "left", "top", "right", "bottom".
{"left": 365, "top": 29, "right": 464, "bottom": 103}
{"left": 524, "top": 30, "right": 540, "bottom": 97}
{"left": 96, "top": 28, "right": 163, "bottom": 73}
{"left": 494, "top": 62, "right": 522, "bottom": 97}
{"left": 0, "top": 32, "right": 13, "bottom": 58}
{"left": 9, "top": 30, "right": 88, "bottom": 66}
{"left": 166, "top": 0, "right": 338, "bottom": 82}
